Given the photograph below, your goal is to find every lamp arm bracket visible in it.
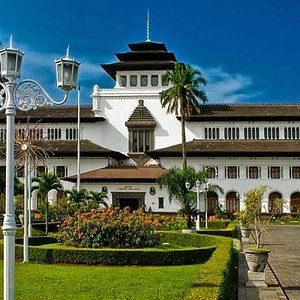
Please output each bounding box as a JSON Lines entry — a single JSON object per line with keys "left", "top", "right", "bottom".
{"left": 0, "top": 82, "right": 9, "bottom": 112}
{"left": 14, "top": 79, "right": 69, "bottom": 111}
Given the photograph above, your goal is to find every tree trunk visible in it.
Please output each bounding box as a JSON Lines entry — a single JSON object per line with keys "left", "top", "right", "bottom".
{"left": 45, "top": 199, "right": 48, "bottom": 235}
{"left": 181, "top": 114, "right": 187, "bottom": 169}
{"left": 186, "top": 215, "right": 192, "bottom": 229}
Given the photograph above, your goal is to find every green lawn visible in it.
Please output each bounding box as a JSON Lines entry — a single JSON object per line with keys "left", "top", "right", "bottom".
{"left": 0, "top": 229, "right": 237, "bottom": 299}
{"left": 0, "top": 260, "right": 202, "bottom": 300}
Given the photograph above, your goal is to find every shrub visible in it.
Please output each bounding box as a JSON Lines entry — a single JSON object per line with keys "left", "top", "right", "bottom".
{"left": 145, "top": 214, "right": 187, "bottom": 231}
{"left": 58, "top": 207, "right": 160, "bottom": 249}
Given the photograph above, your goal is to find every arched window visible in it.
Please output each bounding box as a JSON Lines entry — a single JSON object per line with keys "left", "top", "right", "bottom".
{"left": 207, "top": 191, "right": 218, "bottom": 214}
{"left": 269, "top": 192, "right": 283, "bottom": 213}
{"left": 226, "top": 192, "right": 239, "bottom": 214}
{"left": 290, "top": 192, "right": 300, "bottom": 213}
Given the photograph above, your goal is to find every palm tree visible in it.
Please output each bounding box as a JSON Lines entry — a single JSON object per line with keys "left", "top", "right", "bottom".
{"left": 66, "top": 188, "right": 88, "bottom": 210}
{"left": 32, "top": 172, "right": 62, "bottom": 235}
{"left": 158, "top": 166, "right": 223, "bottom": 229}
{"left": 160, "top": 63, "right": 207, "bottom": 169}
{"left": 87, "top": 191, "right": 108, "bottom": 208}
{"left": 158, "top": 166, "right": 218, "bottom": 229}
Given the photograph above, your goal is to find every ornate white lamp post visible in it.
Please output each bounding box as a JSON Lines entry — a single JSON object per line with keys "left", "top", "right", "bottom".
{"left": 185, "top": 180, "right": 201, "bottom": 231}
{"left": 185, "top": 167, "right": 219, "bottom": 231}
{"left": 0, "top": 36, "right": 79, "bottom": 300}
{"left": 21, "top": 143, "right": 29, "bottom": 263}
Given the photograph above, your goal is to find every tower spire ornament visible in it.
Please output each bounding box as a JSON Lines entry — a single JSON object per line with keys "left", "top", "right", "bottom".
{"left": 146, "top": 9, "right": 151, "bottom": 42}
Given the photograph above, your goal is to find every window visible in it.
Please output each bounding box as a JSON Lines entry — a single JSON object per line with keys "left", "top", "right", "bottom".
{"left": 162, "top": 75, "right": 168, "bottom": 86}
{"left": 37, "top": 166, "right": 47, "bottom": 177}
{"left": 66, "top": 128, "right": 77, "bottom": 140}
{"left": 205, "top": 128, "right": 220, "bottom": 140}
{"left": 120, "top": 75, "right": 127, "bottom": 87}
{"left": 17, "top": 128, "right": 25, "bottom": 139}
{"left": 264, "top": 127, "right": 279, "bottom": 139}
{"left": 269, "top": 166, "right": 281, "bottom": 179}
{"left": 158, "top": 197, "right": 164, "bottom": 209}
{"left": 207, "top": 192, "right": 218, "bottom": 213}
{"left": 151, "top": 75, "right": 158, "bottom": 86}
{"left": 0, "top": 128, "right": 6, "bottom": 140}
{"left": 47, "top": 128, "right": 61, "bottom": 140}
{"left": 290, "top": 167, "right": 300, "bottom": 179}
{"left": 226, "top": 166, "right": 239, "bottom": 179}
{"left": 269, "top": 192, "right": 283, "bottom": 213}
{"left": 224, "top": 127, "right": 239, "bottom": 140}
{"left": 206, "top": 166, "right": 218, "bottom": 178}
{"left": 284, "top": 127, "right": 300, "bottom": 139}
{"left": 226, "top": 192, "right": 240, "bottom": 213}
{"left": 130, "top": 75, "right": 138, "bottom": 87}
{"left": 55, "top": 166, "right": 67, "bottom": 178}
{"left": 141, "top": 75, "right": 148, "bottom": 87}
{"left": 291, "top": 192, "right": 300, "bottom": 213}
{"left": 247, "top": 166, "right": 260, "bottom": 179}
{"left": 244, "top": 127, "right": 259, "bottom": 139}
{"left": 130, "top": 130, "right": 152, "bottom": 153}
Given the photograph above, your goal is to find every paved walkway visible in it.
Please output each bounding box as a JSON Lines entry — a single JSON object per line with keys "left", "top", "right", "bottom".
{"left": 239, "top": 225, "right": 300, "bottom": 300}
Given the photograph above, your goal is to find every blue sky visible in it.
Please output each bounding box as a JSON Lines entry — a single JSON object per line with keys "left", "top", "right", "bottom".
{"left": 1, "top": 0, "right": 300, "bottom": 105}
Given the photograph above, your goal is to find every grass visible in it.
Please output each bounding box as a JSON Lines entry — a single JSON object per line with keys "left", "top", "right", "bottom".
{"left": 0, "top": 227, "right": 237, "bottom": 299}
{"left": 0, "top": 260, "right": 202, "bottom": 300}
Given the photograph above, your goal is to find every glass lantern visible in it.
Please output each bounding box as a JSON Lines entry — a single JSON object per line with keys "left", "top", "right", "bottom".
{"left": 0, "top": 43, "right": 24, "bottom": 82}
{"left": 55, "top": 46, "right": 80, "bottom": 92}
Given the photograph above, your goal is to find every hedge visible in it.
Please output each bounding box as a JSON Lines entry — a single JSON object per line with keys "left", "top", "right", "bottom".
{"left": 7, "top": 234, "right": 216, "bottom": 266}
{"left": 158, "top": 231, "right": 218, "bottom": 247}
{"left": 197, "top": 222, "right": 238, "bottom": 238}
{"left": 15, "top": 236, "right": 58, "bottom": 246}
{"left": 23, "top": 246, "right": 215, "bottom": 266}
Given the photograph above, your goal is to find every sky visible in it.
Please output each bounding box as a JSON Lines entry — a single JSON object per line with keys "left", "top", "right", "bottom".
{"left": 1, "top": 0, "right": 300, "bottom": 105}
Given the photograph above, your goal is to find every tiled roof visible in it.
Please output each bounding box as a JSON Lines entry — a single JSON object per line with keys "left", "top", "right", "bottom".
{"left": 35, "top": 140, "right": 128, "bottom": 159}
{"left": 0, "top": 105, "right": 104, "bottom": 123}
{"left": 187, "top": 104, "right": 300, "bottom": 121}
{"left": 66, "top": 165, "right": 167, "bottom": 182}
{"left": 147, "top": 139, "right": 300, "bottom": 158}
{"left": 101, "top": 41, "right": 177, "bottom": 80}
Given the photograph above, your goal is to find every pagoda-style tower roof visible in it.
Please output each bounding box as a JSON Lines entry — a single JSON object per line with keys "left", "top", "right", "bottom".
{"left": 101, "top": 41, "right": 177, "bottom": 80}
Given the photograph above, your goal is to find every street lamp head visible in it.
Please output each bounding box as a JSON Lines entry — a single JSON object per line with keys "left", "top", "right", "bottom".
{"left": 185, "top": 181, "right": 190, "bottom": 190}
{"left": 55, "top": 45, "right": 80, "bottom": 92}
{"left": 0, "top": 35, "right": 24, "bottom": 82}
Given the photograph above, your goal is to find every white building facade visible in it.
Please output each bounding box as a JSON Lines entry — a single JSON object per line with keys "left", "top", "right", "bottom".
{"left": 1, "top": 38, "right": 300, "bottom": 216}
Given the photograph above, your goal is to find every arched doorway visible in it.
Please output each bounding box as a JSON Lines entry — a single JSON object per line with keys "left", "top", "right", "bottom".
{"left": 269, "top": 192, "right": 283, "bottom": 213}
{"left": 207, "top": 191, "right": 218, "bottom": 214}
{"left": 290, "top": 192, "right": 300, "bottom": 213}
{"left": 226, "top": 192, "right": 239, "bottom": 214}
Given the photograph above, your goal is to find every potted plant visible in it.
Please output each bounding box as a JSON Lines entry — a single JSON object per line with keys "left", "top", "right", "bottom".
{"left": 236, "top": 210, "right": 252, "bottom": 238}
{"left": 243, "top": 186, "right": 270, "bottom": 272}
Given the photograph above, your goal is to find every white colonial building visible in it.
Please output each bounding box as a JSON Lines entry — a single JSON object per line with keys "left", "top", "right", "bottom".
{"left": 1, "top": 37, "right": 300, "bottom": 216}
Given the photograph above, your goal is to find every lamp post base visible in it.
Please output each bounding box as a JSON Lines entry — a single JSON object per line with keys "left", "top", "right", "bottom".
{"left": 2, "top": 214, "right": 17, "bottom": 300}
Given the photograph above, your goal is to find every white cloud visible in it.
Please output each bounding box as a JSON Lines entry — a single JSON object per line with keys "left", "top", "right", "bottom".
{"left": 191, "top": 65, "right": 262, "bottom": 103}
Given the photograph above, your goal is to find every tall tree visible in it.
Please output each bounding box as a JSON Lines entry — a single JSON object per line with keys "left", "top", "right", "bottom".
{"left": 32, "top": 173, "right": 62, "bottom": 235}
{"left": 158, "top": 166, "right": 222, "bottom": 229}
{"left": 160, "top": 63, "right": 207, "bottom": 169}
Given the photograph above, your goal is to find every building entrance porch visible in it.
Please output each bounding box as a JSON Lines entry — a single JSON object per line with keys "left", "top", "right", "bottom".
{"left": 112, "top": 192, "right": 145, "bottom": 211}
